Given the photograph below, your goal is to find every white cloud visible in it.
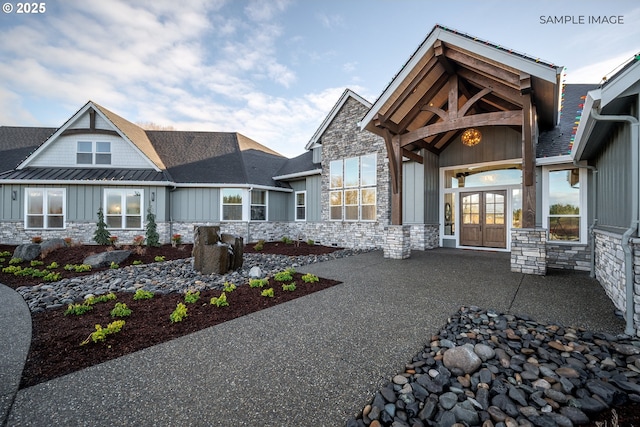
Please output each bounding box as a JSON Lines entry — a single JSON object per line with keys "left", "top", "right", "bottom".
{"left": 566, "top": 50, "right": 639, "bottom": 84}
{"left": 316, "top": 12, "right": 345, "bottom": 30}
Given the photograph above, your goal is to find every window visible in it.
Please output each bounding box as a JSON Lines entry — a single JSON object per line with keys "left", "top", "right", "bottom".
{"left": 25, "top": 188, "right": 65, "bottom": 229}
{"left": 295, "top": 191, "right": 306, "bottom": 221}
{"left": 222, "top": 189, "right": 243, "bottom": 221}
{"left": 250, "top": 190, "right": 267, "bottom": 221}
{"left": 77, "top": 141, "right": 111, "bottom": 165}
{"left": 329, "top": 154, "right": 377, "bottom": 221}
{"left": 545, "top": 167, "right": 583, "bottom": 242}
{"left": 105, "top": 189, "right": 143, "bottom": 229}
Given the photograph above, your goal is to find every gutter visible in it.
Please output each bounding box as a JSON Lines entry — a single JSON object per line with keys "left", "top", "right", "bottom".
{"left": 589, "top": 107, "right": 639, "bottom": 336}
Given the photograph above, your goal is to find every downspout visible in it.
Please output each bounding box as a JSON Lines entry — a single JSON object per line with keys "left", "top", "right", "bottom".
{"left": 590, "top": 108, "right": 639, "bottom": 336}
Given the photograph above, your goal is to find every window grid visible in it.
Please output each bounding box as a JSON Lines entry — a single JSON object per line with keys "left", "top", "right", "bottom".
{"left": 25, "top": 188, "right": 66, "bottom": 229}
{"left": 329, "top": 154, "right": 376, "bottom": 222}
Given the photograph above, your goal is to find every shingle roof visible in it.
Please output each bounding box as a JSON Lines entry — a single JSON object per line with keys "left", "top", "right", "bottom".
{"left": 274, "top": 150, "right": 319, "bottom": 179}
{"left": 0, "top": 126, "right": 56, "bottom": 172}
{"left": 145, "top": 130, "right": 289, "bottom": 187}
{"left": 537, "top": 84, "right": 599, "bottom": 158}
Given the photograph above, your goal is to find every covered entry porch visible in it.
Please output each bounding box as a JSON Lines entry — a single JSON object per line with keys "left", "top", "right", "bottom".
{"left": 359, "top": 25, "right": 562, "bottom": 273}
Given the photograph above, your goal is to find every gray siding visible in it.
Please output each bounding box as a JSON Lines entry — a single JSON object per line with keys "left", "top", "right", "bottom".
{"left": 440, "top": 126, "right": 522, "bottom": 167}
{"left": 171, "top": 187, "right": 219, "bottom": 222}
{"left": 306, "top": 175, "right": 321, "bottom": 222}
{"left": 403, "top": 161, "right": 424, "bottom": 223}
{"left": 594, "top": 123, "right": 631, "bottom": 228}
{"left": 268, "top": 191, "right": 290, "bottom": 221}
{"left": 424, "top": 150, "right": 440, "bottom": 223}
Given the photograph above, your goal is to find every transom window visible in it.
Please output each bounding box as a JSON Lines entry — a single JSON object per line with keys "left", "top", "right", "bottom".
{"left": 77, "top": 141, "right": 111, "bottom": 165}
{"left": 329, "top": 154, "right": 376, "bottom": 221}
{"left": 104, "top": 189, "right": 143, "bottom": 229}
{"left": 25, "top": 188, "right": 65, "bottom": 229}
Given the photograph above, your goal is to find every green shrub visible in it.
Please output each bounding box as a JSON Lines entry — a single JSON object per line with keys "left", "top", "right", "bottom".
{"left": 133, "top": 289, "right": 154, "bottom": 300}
{"left": 46, "top": 261, "right": 59, "bottom": 269}
{"left": 281, "top": 236, "right": 293, "bottom": 244}
{"left": 0, "top": 251, "right": 11, "bottom": 257}
{"left": 184, "top": 290, "right": 200, "bottom": 304}
{"left": 223, "top": 282, "right": 237, "bottom": 292}
{"left": 307, "top": 239, "right": 315, "bottom": 246}
{"left": 65, "top": 303, "right": 93, "bottom": 316}
{"left": 249, "top": 278, "right": 268, "bottom": 288}
{"left": 261, "top": 288, "right": 274, "bottom": 297}
{"left": 43, "top": 271, "right": 62, "bottom": 282}
{"left": 110, "top": 302, "right": 132, "bottom": 317}
{"left": 80, "top": 320, "right": 125, "bottom": 346}
{"left": 9, "top": 258, "right": 22, "bottom": 265}
{"left": 30, "top": 260, "right": 44, "bottom": 267}
{"left": 110, "top": 261, "right": 119, "bottom": 269}
{"left": 132, "top": 260, "right": 143, "bottom": 265}
{"left": 282, "top": 283, "right": 296, "bottom": 292}
{"left": 253, "top": 239, "right": 265, "bottom": 251}
{"left": 154, "top": 255, "right": 165, "bottom": 262}
{"left": 210, "top": 292, "right": 229, "bottom": 307}
{"left": 145, "top": 205, "right": 160, "bottom": 247}
{"left": 93, "top": 207, "right": 111, "bottom": 245}
{"left": 2, "top": 265, "right": 21, "bottom": 274}
{"left": 301, "top": 273, "right": 319, "bottom": 283}
{"left": 85, "top": 293, "right": 117, "bottom": 305}
{"left": 170, "top": 303, "right": 188, "bottom": 323}
{"left": 274, "top": 270, "right": 293, "bottom": 282}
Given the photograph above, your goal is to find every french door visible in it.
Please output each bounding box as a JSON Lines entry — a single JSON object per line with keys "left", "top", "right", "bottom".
{"left": 460, "top": 190, "right": 506, "bottom": 248}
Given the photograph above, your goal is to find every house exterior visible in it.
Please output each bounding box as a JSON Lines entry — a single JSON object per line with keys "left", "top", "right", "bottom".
{"left": 1, "top": 24, "right": 640, "bottom": 335}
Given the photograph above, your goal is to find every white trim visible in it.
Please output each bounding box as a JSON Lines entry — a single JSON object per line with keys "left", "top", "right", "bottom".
{"left": 306, "top": 89, "right": 372, "bottom": 150}
{"left": 24, "top": 188, "right": 67, "bottom": 230}
{"left": 0, "top": 179, "right": 171, "bottom": 186}
{"left": 272, "top": 169, "right": 321, "bottom": 181}
{"left": 536, "top": 155, "right": 573, "bottom": 166}
{"left": 571, "top": 90, "right": 601, "bottom": 161}
{"left": 103, "top": 188, "right": 144, "bottom": 230}
{"left": 294, "top": 190, "right": 306, "bottom": 222}
{"left": 250, "top": 188, "right": 268, "bottom": 222}
{"left": 541, "top": 164, "right": 588, "bottom": 244}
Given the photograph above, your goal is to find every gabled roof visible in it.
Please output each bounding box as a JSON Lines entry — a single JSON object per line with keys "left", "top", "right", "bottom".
{"left": 360, "top": 24, "right": 563, "bottom": 153}
{"left": 18, "top": 101, "right": 164, "bottom": 171}
{"left": 0, "top": 126, "right": 56, "bottom": 173}
{"left": 305, "top": 89, "right": 371, "bottom": 150}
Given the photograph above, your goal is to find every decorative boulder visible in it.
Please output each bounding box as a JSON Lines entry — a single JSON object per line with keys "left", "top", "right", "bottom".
{"left": 192, "top": 226, "right": 243, "bottom": 275}
{"left": 443, "top": 343, "right": 482, "bottom": 374}
{"left": 83, "top": 250, "right": 131, "bottom": 268}
{"left": 40, "top": 238, "right": 67, "bottom": 255}
{"left": 249, "top": 266, "right": 263, "bottom": 279}
{"left": 13, "top": 244, "right": 41, "bottom": 261}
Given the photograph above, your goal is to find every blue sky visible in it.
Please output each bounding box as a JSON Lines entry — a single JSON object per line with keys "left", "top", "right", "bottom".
{"left": 0, "top": 0, "right": 638, "bottom": 158}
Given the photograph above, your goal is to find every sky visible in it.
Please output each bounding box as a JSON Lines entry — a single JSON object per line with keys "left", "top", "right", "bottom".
{"left": 0, "top": 0, "right": 638, "bottom": 158}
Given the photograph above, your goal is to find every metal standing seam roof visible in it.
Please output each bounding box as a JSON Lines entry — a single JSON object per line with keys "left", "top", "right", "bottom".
{"left": 0, "top": 167, "right": 168, "bottom": 182}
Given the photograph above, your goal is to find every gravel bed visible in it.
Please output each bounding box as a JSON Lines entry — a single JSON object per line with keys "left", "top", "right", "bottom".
{"left": 17, "top": 249, "right": 365, "bottom": 313}
{"left": 347, "top": 306, "right": 640, "bottom": 427}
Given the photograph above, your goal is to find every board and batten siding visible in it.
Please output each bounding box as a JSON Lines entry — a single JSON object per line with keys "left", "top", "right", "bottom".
{"left": 439, "top": 126, "right": 522, "bottom": 167}
{"left": 305, "top": 175, "right": 321, "bottom": 222}
{"left": 1, "top": 184, "right": 165, "bottom": 222}
{"left": 268, "top": 191, "right": 290, "bottom": 221}
{"left": 593, "top": 123, "right": 631, "bottom": 229}
{"left": 403, "top": 161, "right": 425, "bottom": 223}
{"left": 170, "top": 187, "right": 220, "bottom": 222}
{"left": 27, "top": 133, "right": 153, "bottom": 169}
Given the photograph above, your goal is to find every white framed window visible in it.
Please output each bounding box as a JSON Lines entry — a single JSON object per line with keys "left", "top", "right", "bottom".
{"left": 104, "top": 189, "right": 143, "bottom": 229}
{"left": 250, "top": 190, "right": 267, "bottom": 221}
{"left": 328, "top": 154, "right": 377, "bottom": 221}
{"left": 77, "top": 141, "right": 111, "bottom": 165}
{"left": 543, "top": 166, "right": 586, "bottom": 243}
{"left": 222, "top": 188, "right": 243, "bottom": 221}
{"left": 25, "top": 188, "right": 66, "bottom": 229}
{"left": 295, "top": 191, "right": 306, "bottom": 221}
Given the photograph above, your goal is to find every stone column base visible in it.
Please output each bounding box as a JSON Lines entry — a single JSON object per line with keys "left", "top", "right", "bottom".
{"left": 511, "top": 228, "right": 547, "bottom": 275}
{"left": 384, "top": 225, "right": 411, "bottom": 259}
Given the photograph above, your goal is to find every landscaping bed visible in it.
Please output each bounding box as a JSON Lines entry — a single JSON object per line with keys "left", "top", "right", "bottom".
{"left": 0, "top": 241, "right": 342, "bottom": 389}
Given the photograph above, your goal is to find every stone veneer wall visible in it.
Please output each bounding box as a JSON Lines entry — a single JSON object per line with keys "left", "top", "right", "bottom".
{"left": 546, "top": 243, "right": 591, "bottom": 271}
{"left": 408, "top": 224, "right": 440, "bottom": 250}
{"left": 593, "top": 229, "right": 640, "bottom": 337}
{"left": 384, "top": 225, "right": 411, "bottom": 259}
{"left": 510, "top": 228, "right": 547, "bottom": 275}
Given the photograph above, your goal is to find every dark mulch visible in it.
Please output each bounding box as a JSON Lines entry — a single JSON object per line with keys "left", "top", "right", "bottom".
{"left": 0, "top": 242, "right": 342, "bottom": 389}
{"left": 244, "top": 240, "right": 343, "bottom": 255}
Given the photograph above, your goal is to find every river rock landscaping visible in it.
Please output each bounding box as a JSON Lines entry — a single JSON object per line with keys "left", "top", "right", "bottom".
{"left": 346, "top": 306, "right": 640, "bottom": 427}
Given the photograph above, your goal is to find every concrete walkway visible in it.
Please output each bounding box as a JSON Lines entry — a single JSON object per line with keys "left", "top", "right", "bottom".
{"left": 2, "top": 249, "right": 625, "bottom": 426}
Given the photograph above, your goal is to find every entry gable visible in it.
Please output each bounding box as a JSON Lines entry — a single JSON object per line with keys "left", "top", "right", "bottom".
{"left": 18, "top": 101, "right": 163, "bottom": 171}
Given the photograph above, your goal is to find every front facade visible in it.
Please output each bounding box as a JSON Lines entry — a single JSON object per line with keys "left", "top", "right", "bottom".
{"left": 2, "top": 25, "right": 640, "bottom": 335}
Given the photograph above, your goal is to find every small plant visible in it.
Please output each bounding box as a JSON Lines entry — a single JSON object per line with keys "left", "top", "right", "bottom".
{"left": 281, "top": 236, "right": 293, "bottom": 244}
{"left": 65, "top": 303, "right": 93, "bottom": 316}
{"left": 110, "top": 261, "right": 120, "bottom": 269}
{"left": 132, "top": 235, "right": 145, "bottom": 246}
{"left": 9, "top": 258, "right": 22, "bottom": 265}
{"left": 307, "top": 239, "right": 315, "bottom": 246}
{"left": 154, "top": 255, "right": 166, "bottom": 262}
{"left": 132, "top": 260, "right": 143, "bottom": 265}
{"left": 46, "top": 261, "right": 59, "bottom": 269}
{"left": 31, "top": 236, "right": 42, "bottom": 244}
{"left": 43, "top": 271, "right": 62, "bottom": 282}
{"left": 282, "top": 283, "right": 296, "bottom": 292}
{"left": 184, "top": 290, "right": 200, "bottom": 304}
{"left": 274, "top": 270, "right": 293, "bottom": 282}
{"left": 64, "top": 263, "right": 92, "bottom": 272}
{"left": 249, "top": 278, "right": 268, "bottom": 288}
{"left": 210, "top": 292, "right": 229, "bottom": 307}
{"left": 133, "top": 289, "right": 154, "bottom": 300}
{"left": 261, "top": 288, "right": 274, "bottom": 298}
{"left": 301, "top": 273, "right": 319, "bottom": 283}
{"left": 110, "top": 302, "right": 132, "bottom": 317}
{"left": 0, "top": 251, "right": 11, "bottom": 257}
{"left": 30, "top": 260, "right": 44, "bottom": 267}
{"left": 253, "top": 239, "right": 265, "bottom": 251}
{"left": 170, "top": 302, "right": 188, "bottom": 323}
{"left": 80, "top": 320, "right": 125, "bottom": 346}
{"left": 85, "top": 293, "right": 117, "bottom": 305}
{"left": 94, "top": 207, "right": 111, "bottom": 245}
{"left": 2, "top": 265, "right": 21, "bottom": 274}
{"left": 171, "top": 233, "right": 182, "bottom": 247}
{"left": 223, "top": 282, "right": 237, "bottom": 292}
